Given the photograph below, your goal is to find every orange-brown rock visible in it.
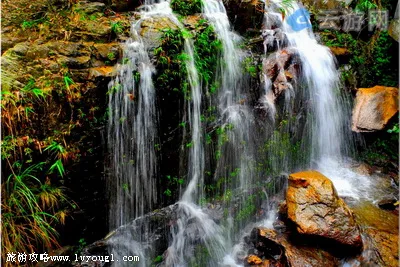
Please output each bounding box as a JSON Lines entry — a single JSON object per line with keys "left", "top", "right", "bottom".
{"left": 286, "top": 171, "right": 362, "bottom": 248}
{"left": 329, "top": 47, "right": 349, "bottom": 56}
{"left": 364, "top": 228, "right": 399, "bottom": 267}
{"left": 89, "top": 66, "right": 117, "bottom": 78}
{"left": 247, "top": 255, "right": 263, "bottom": 265}
{"left": 351, "top": 86, "right": 399, "bottom": 132}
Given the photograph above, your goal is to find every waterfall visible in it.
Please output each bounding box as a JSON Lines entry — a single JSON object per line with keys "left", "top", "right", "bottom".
{"left": 267, "top": 2, "right": 371, "bottom": 199}
{"left": 107, "top": 9, "right": 158, "bottom": 230}
{"left": 105, "top": 0, "right": 372, "bottom": 265}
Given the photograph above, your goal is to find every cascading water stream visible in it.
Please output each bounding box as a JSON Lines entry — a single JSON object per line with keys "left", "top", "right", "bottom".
{"left": 107, "top": 3, "right": 159, "bottom": 230}
{"left": 260, "top": 1, "right": 372, "bottom": 199}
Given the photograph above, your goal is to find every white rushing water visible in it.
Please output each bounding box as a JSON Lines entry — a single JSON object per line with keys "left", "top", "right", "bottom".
{"left": 260, "top": 0, "right": 370, "bottom": 200}
{"left": 107, "top": 3, "right": 159, "bottom": 229}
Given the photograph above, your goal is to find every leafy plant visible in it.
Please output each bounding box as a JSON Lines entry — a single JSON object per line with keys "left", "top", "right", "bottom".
{"left": 355, "top": 0, "right": 378, "bottom": 12}
{"left": 387, "top": 123, "right": 399, "bottom": 134}
{"left": 243, "top": 57, "right": 258, "bottom": 78}
{"left": 44, "top": 141, "right": 68, "bottom": 177}
{"left": 171, "top": 0, "right": 203, "bottom": 16}
{"left": 63, "top": 74, "right": 75, "bottom": 91}
{"left": 110, "top": 21, "right": 124, "bottom": 34}
{"left": 193, "top": 21, "right": 222, "bottom": 94}
{"left": 1, "top": 163, "right": 71, "bottom": 259}
{"left": 107, "top": 52, "right": 116, "bottom": 61}
{"left": 154, "top": 28, "right": 189, "bottom": 97}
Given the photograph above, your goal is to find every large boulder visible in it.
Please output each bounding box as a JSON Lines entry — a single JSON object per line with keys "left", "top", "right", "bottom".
{"left": 286, "top": 171, "right": 362, "bottom": 248}
{"left": 351, "top": 86, "right": 399, "bottom": 132}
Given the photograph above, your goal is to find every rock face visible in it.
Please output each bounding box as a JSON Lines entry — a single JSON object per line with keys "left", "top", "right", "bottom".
{"left": 139, "top": 16, "right": 179, "bottom": 48}
{"left": 286, "top": 171, "right": 362, "bottom": 248}
{"left": 248, "top": 227, "right": 338, "bottom": 267}
{"left": 351, "top": 86, "right": 399, "bottom": 132}
{"left": 363, "top": 228, "right": 399, "bottom": 267}
{"left": 261, "top": 49, "right": 299, "bottom": 101}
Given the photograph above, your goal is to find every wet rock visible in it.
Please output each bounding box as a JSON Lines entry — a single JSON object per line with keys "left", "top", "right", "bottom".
{"left": 286, "top": 171, "right": 363, "bottom": 249}
{"left": 57, "top": 55, "right": 92, "bottom": 69}
{"left": 224, "top": 0, "right": 265, "bottom": 34}
{"left": 93, "top": 43, "right": 121, "bottom": 60}
{"left": 261, "top": 49, "right": 299, "bottom": 101}
{"left": 111, "top": 0, "right": 140, "bottom": 11}
{"left": 1, "top": 35, "right": 28, "bottom": 52}
{"left": 388, "top": 19, "right": 399, "bottom": 42}
{"left": 89, "top": 66, "right": 117, "bottom": 79}
{"left": 351, "top": 86, "right": 399, "bottom": 132}
{"left": 139, "top": 16, "right": 179, "bottom": 47}
{"left": 246, "top": 254, "right": 263, "bottom": 265}
{"left": 364, "top": 228, "right": 399, "bottom": 267}
{"left": 248, "top": 227, "right": 338, "bottom": 267}
{"left": 377, "top": 198, "right": 398, "bottom": 211}
{"left": 262, "top": 28, "right": 286, "bottom": 52}
{"left": 75, "top": 1, "right": 106, "bottom": 15}
{"left": 329, "top": 47, "right": 349, "bottom": 56}
{"left": 72, "top": 205, "right": 179, "bottom": 266}
{"left": 351, "top": 162, "right": 374, "bottom": 176}
{"left": 352, "top": 201, "right": 399, "bottom": 233}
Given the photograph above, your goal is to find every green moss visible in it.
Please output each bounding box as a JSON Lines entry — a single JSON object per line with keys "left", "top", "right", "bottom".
{"left": 171, "top": 0, "right": 203, "bottom": 16}
{"left": 154, "top": 21, "right": 222, "bottom": 98}
{"left": 243, "top": 57, "right": 258, "bottom": 78}
{"left": 320, "top": 29, "right": 398, "bottom": 88}
{"left": 236, "top": 194, "right": 257, "bottom": 221}
{"left": 193, "top": 20, "right": 222, "bottom": 94}
{"left": 154, "top": 28, "right": 190, "bottom": 97}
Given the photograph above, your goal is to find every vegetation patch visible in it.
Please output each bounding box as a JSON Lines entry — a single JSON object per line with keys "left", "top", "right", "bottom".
{"left": 171, "top": 0, "right": 203, "bottom": 16}
{"left": 194, "top": 19, "right": 222, "bottom": 94}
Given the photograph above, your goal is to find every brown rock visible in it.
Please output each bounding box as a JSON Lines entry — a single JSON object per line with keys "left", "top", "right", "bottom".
{"left": 247, "top": 254, "right": 263, "bottom": 265}
{"left": 351, "top": 86, "right": 399, "bottom": 132}
{"left": 329, "top": 47, "right": 349, "bottom": 56}
{"left": 261, "top": 49, "right": 297, "bottom": 101}
{"left": 286, "top": 171, "right": 362, "bottom": 248}
{"left": 1, "top": 35, "right": 28, "bottom": 52}
{"left": 224, "top": 0, "right": 265, "bottom": 34}
{"left": 111, "top": 0, "right": 140, "bottom": 11}
{"left": 363, "top": 228, "right": 399, "bottom": 267}
{"left": 183, "top": 15, "right": 201, "bottom": 30}
{"left": 352, "top": 162, "right": 373, "bottom": 176}
{"left": 89, "top": 66, "right": 117, "bottom": 78}
{"left": 93, "top": 43, "right": 121, "bottom": 60}
{"left": 250, "top": 227, "right": 338, "bottom": 267}
{"left": 139, "top": 17, "right": 179, "bottom": 47}
{"left": 57, "top": 55, "right": 92, "bottom": 69}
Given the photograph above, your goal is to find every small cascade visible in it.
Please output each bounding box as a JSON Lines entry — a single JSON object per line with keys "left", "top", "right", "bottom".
{"left": 107, "top": 2, "right": 159, "bottom": 230}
